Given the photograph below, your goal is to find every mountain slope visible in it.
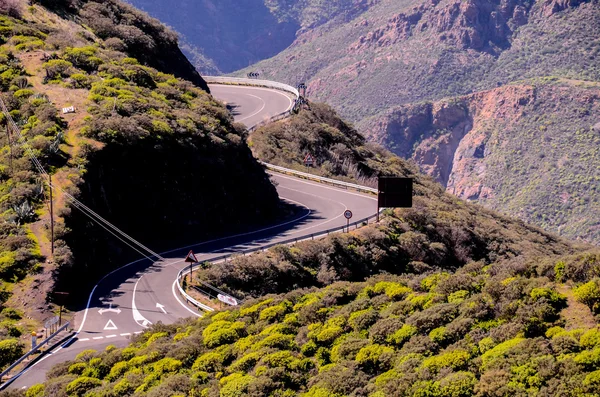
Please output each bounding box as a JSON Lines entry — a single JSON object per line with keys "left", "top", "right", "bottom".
{"left": 125, "top": 0, "right": 376, "bottom": 74}
{"left": 237, "top": 0, "right": 600, "bottom": 244}
{"left": 4, "top": 98, "right": 600, "bottom": 397}
{"left": 0, "top": 0, "right": 279, "bottom": 360}
{"left": 364, "top": 79, "right": 600, "bottom": 244}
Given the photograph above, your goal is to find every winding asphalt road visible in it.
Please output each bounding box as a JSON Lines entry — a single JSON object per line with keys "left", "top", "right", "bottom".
{"left": 6, "top": 84, "right": 376, "bottom": 389}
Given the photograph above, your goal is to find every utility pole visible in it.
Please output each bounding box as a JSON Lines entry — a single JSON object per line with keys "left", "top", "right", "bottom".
{"left": 5, "top": 123, "right": 12, "bottom": 176}
{"left": 49, "top": 174, "right": 54, "bottom": 254}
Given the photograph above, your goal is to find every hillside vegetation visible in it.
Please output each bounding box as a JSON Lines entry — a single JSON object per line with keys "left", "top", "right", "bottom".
{"left": 0, "top": 0, "right": 279, "bottom": 362}
{"left": 10, "top": 249, "right": 600, "bottom": 396}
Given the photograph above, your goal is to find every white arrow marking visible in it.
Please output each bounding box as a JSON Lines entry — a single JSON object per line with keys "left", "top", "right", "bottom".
{"left": 98, "top": 304, "right": 122, "bottom": 315}
{"left": 132, "top": 277, "right": 153, "bottom": 329}
{"left": 156, "top": 303, "right": 167, "bottom": 314}
{"left": 104, "top": 319, "right": 118, "bottom": 330}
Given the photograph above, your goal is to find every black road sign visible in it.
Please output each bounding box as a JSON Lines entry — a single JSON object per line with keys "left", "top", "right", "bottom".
{"left": 378, "top": 177, "right": 413, "bottom": 208}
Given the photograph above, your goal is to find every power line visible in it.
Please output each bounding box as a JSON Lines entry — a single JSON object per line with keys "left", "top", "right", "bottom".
{"left": 0, "top": 96, "right": 164, "bottom": 261}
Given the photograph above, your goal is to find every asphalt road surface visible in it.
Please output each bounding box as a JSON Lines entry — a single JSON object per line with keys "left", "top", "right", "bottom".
{"left": 208, "top": 84, "right": 295, "bottom": 126}
{"left": 6, "top": 84, "right": 375, "bottom": 390}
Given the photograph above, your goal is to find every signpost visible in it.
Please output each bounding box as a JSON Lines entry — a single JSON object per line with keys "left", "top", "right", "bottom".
{"left": 217, "top": 294, "right": 238, "bottom": 306}
{"left": 247, "top": 72, "right": 260, "bottom": 79}
{"left": 303, "top": 153, "right": 314, "bottom": 167}
{"left": 298, "top": 83, "right": 307, "bottom": 97}
{"left": 185, "top": 250, "right": 199, "bottom": 283}
{"left": 344, "top": 210, "right": 353, "bottom": 232}
{"left": 52, "top": 291, "right": 69, "bottom": 327}
{"left": 377, "top": 177, "right": 414, "bottom": 222}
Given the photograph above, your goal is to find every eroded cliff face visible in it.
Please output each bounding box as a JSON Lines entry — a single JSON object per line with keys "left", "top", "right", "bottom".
{"left": 366, "top": 80, "right": 600, "bottom": 244}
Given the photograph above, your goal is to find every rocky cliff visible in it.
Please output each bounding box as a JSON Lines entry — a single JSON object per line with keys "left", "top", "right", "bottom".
{"left": 366, "top": 79, "right": 600, "bottom": 244}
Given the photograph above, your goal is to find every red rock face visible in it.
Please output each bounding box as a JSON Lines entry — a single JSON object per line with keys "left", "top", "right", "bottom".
{"left": 365, "top": 84, "right": 537, "bottom": 194}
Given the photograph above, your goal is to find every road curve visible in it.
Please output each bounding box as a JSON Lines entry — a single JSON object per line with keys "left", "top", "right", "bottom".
{"left": 209, "top": 84, "right": 295, "bottom": 126}
{"left": 6, "top": 84, "right": 374, "bottom": 390}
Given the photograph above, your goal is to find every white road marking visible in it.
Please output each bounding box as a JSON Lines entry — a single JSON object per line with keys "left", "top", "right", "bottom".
{"left": 120, "top": 333, "right": 131, "bottom": 337}
{"left": 98, "top": 304, "right": 121, "bottom": 315}
{"left": 156, "top": 303, "right": 167, "bottom": 314}
{"left": 92, "top": 337, "right": 103, "bottom": 340}
{"left": 134, "top": 331, "right": 143, "bottom": 335}
{"left": 132, "top": 277, "right": 153, "bottom": 328}
{"left": 79, "top": 338, "right": 89, "bottom": 341}
{"left": 103, "top": 319, "right": 118, "bottom": 330}
{"left": 236, "top": 94, "right": 266, "bottom": 122}
{"left": 105, "top": 335, "right": 117, "bottom": 339}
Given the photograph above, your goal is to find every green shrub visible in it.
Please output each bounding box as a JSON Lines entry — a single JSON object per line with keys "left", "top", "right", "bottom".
{"left": 574, "top": 347, "right": 600, "bottom": 369}
{"left": 70, "top": 73, "right": 92, "bottom": 89}
{"left": 230, "top": 351, "right": 262, "bottom": 372}
{"left": 202, "top": 320, "right": 245, "bottom": 348}
{"left": 386, "top": 324, "right": 417, "bottom": 347}
{"left": 106, "top": 361, "right": 129, "bottom": 381}
{"left": 67, "top": 362, "right": 87, "bottom": 375}
{"left": 192, "top": 351, "right": 225, "bottom": 373}
{"left": 348, "top": 308, "right": 378, "bottom": 331}
{"left": 530, "top": 287, "right": 567, "bottom": 309}
{"left": 422, "top": 350, "right": 470, "bottom": 372}
{"left": 0, "top": 338, "right": 24, "bottom": 369}
{"left": 220, "top": 373, "right": 255, "bottom": 397}
{"left": 574, "top": 280, "right": 600, "bottom": 313}
{"left": 429, "top": 326, "right": 448, "bottom": 344}
{"left": 65, "top": 376, "right": 101, "bottom": 396}
{"left": 259, "top": 300, "right": 292, "bottom": 322}
{"left": 25, "top": 384, "right": 44, "bottom": 397}
{"left": 580, "top": 328, "right": 600, "bottom": 349}
{"left": 583, "top": 370, "right": 600, "bottom": 387}
{"left": 355, "top": 344, "right": 394, "bottom": 372}
{"left": 481, "top": 338, "right": 525, "bottom": 369}
{"left": 448, "top": 290, "right": 470, "bottom": 303}
{"left": 42, "top": 59, "right": 72, "bottom": 79}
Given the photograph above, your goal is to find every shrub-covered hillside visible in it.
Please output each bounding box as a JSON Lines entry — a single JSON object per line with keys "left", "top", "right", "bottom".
{"left": 13, "top": 249, "right": 600, "bottom": 396}
{"left": 0, "top": 0, "right": 279, "bottom": 358}
{"left": 204, "top": 102, "right": 587, "bottom": 300}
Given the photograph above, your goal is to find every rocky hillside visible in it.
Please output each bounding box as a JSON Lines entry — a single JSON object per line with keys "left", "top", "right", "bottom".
{"left": 0, "top": 0, "right": 279, "bottom": 361}
{"left": 236, "top": 0, "right": 600, "bottom": 245}
{"left": 4, "top": 99, "right": 600, "bottom": 397}
{"left": 125, "top": 0, "right": 374, "bottom": 74}
{"left": 364, "top": 79, "right": 600, "bottom": 244}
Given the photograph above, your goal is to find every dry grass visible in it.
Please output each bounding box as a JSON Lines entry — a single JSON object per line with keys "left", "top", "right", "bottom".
{"left": 557, "top": 284, "right": 597, "bottom": 330}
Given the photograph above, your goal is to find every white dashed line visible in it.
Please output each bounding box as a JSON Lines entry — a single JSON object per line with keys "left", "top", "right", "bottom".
{"left": 120, "top": 333, "right": 131, "bottom": 337}
{"left": 79, "top": 338, "right": 90, "bottom": 341}
{"left": 92, "top": 337, "right": 103, "bottom": 340}
{"left": 106, "top": 335, "right": 117, "bottom": 338}
{"left": 134, "top": 331, "right": 143, "bottom": 334}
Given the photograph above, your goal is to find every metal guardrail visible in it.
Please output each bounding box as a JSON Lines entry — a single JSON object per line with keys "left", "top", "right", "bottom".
{"left": 175, "top": 165, "right": 381, "bottom": 312}
{"left": 0, "top": 322, "right": 70, "bottom": 383}
{"left": 174, "top": 77, "right": 381, "bottom": 312}
{"left": 205, "top": 76, "right": 299, "bottom": 133}
{"left": 262, "top": 162, "right": 378, "bottom": 194}
{"left": 204, "top": 76, "right": 300, "bottom": 99}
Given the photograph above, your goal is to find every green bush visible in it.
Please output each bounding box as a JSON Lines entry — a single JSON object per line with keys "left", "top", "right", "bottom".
{"left": 42, "top": 59, "right": 72, "bottom": 79}
{"left": 0, "top": 338, "right": 24, "bottom": 369}
{"left": 355, "top": 344, "right": 394, "bottom": 372}
{"left": 574, "top": 280, "right": 600, "bottom": 313}
{"left": 422, "top": 350, "right": 470, "bottom": 372}
{"left": 386, "top": 324, "right": 417, "bottom": 347}
{"left": 65, "top": 376, "right": 101, "bottom": 396}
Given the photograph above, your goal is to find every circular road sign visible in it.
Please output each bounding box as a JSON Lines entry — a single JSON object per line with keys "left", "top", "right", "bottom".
{"left": 344, "top": 210, "right": 353, "bottom": 220}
